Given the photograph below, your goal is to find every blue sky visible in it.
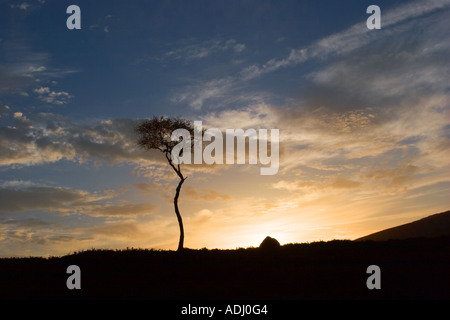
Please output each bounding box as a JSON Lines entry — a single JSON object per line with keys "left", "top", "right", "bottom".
{"left": 0, "top": 0, "right": 449, "bottom": 256}
{"left": 0, "top": 0, "right": 404, "bottom": 119}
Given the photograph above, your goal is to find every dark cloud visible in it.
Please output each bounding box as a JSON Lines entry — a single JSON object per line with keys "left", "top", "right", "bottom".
{"left": 88, "top": 203, "right": 158, "bottom": 217}
{"left": 0, "top": 105, "right": 10, "bottom": 118}
{"left": 88, "top": 222, "right": 144, "bottom": 238}
{"left": 0, "top": 68, "right": 35, "bottom": 94}
{"left": 0, "top": 217, "right": 52, "bottom": 227}
{"left": 0, "top": 230, "right": 92, "bottom": 254}
{"left": 183, "top": 186, "right": 231, "bottom": 202}
{"left": 0, "top": 184, "right": 156, "bottom": 217}
{"left": 133, "top": 182, "right": 160, "bottom": 194}
{"left": 0, "top": 114, "right": 165, "bottom": 167}
{"left": 329, "top": 176, "right": 362, "bottom": 189}
{"left": 0, "top": 186, "right": 97, "bottom": 214}
{"left": 364, "top": 164, "right": 420, "bottom": 191}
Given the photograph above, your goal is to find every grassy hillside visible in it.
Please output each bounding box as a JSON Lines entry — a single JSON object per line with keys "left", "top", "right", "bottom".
{"left": 1, "top": 237, "right": 449, "bottom": 300}
{"left": 356, "top": 210, "right": 450, "bottom": 241}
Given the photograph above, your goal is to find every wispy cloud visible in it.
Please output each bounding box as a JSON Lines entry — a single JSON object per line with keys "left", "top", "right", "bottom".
{"left": 239, "top": 0, "right": 450, "bottom": 81}
{"left": 0, "top": 38, "right": 78, "bottom": 100}
{"left": 89, "top": 14, "right": 115, "bottom": 33}
{"left": 10, "top": 2, "right": 32, "bottom": 10}
{"left": 173, "top": 0, "right": 450, "bottom": 110}
{"left": 162, "top": 39, "right": 246, "bottom": 62}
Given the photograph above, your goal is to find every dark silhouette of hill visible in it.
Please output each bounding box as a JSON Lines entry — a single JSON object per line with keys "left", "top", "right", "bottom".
{"left": 1, "top": 237, "right": 449, "bottom": 300}
{"left": 356, "top": 210, "right": 450, "bottom": 241}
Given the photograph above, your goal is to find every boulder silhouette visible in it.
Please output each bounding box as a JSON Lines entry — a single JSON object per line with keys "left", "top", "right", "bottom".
{"left": 259, "top": 236, "right": 281, "bottom": 250}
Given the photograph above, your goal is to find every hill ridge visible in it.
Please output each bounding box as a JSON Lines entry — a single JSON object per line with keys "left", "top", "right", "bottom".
{"left": 356, "top": 210, "right": 450, "bottom": 241}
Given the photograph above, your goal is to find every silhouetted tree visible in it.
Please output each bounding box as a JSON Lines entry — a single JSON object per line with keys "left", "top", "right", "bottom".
{"left": 136, "top": 116, "right": 195, "bottom": 252}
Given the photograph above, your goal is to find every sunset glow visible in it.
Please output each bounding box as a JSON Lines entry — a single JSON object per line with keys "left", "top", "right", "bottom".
{"left": 0, "top": 0, "right": 449, "bottom": 257}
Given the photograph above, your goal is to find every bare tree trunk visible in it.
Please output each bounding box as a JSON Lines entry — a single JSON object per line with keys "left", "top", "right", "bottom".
{"left": 165, "top": 152, "right": 186, "bottom": 252}
{"left": 174, "top": 177, "right": 185, "bottom": 252}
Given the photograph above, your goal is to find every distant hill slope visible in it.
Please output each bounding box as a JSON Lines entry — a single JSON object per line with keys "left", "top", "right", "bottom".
{"left": 356, "top": 210, "right": 450, "bottom": 241}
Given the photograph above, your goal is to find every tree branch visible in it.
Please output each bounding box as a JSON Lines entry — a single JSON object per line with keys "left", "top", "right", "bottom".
{"left": 164, "top": 150, "right": 184, "bottom": 181}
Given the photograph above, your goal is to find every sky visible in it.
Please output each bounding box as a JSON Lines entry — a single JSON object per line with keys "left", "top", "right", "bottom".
{"left": 0, "top": 0, "right": 449, "bottom": 257}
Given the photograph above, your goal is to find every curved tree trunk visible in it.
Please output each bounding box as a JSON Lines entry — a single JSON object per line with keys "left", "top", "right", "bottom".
{"left": 165, "top": 152, "right": 186, "bottom": 252}
{"left": 174, "top": 177, "right": 185, "bottom": 252}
